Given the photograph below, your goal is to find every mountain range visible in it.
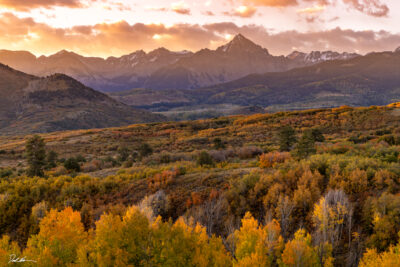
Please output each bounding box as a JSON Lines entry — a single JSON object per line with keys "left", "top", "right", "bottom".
{"left": 0, "top": 64, "right": 164, "bottom": 135}
{"left": 111, "top": 48, "right": 400, "bottom": 112}
{"left": 0, "top": 34, "right": 359, "bottom": 92}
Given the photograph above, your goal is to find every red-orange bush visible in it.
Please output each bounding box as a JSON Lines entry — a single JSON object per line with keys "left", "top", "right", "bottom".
{"left": 259, "top": 151, "right": 291, "bottom": 168}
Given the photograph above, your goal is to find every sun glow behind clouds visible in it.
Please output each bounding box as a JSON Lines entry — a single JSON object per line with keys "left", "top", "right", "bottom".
{"left": 297, "top": 5, "right": 326, "bottom": 14}
{"left": 0, "top": 0, "right": 399, "bottom": 56}
{"left": 224, "top": 34, "right": 233, "bottom": 40}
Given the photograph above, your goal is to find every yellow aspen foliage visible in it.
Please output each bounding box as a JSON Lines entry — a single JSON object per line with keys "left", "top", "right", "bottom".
{"left": 166, "top": 218, "right": 231, "bottom": 267}
{"left": 191, "top": 223, "right": 232, "bottom": 267}
{"left": 359, "top": 246, "right": 400, "bottom": 267}
{"left": 23, "top": 207, "right": 87, "bottom": 266}
{"left": 279, "top": 229, "right": 320, "bottom": 267}
{"left": 312, "top": 190, "right": 349, "bottom": 247}
{"left": 81, "top": 206, "right": 150, "bottom": 267}
{"left": 78, "top": 207, "right": 231, "bottom": 267}
{"left": 233, "top": 212, "right": 283, "bottom": 267}
{"left": 0, "top": 235, "right": 21, "bottom": 265}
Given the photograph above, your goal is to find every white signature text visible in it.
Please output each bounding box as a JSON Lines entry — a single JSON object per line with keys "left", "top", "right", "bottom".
{"left": 8, "top": 254, "right": 37, "bottom": 264}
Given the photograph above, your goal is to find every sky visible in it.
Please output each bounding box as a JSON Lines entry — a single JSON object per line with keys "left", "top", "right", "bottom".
{"left": 0, "top": 0, "right": 399, "bottom": 57}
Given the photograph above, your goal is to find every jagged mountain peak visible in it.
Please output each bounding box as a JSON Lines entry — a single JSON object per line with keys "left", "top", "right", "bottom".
{"left": 287, "top": 51, "right": 306, "bottom": 60}
{"left": 116, "top": 50, "right": 147, "bottom": 61}
{"left": 216, "top": 34, "right": 270, "bottom": 55}
{"left": 52, "top": 49, "right": 80, "bottom": 57}
{"left": 231, "top": 33, "right": 247, "bottom": 42}
{"left": 150, "top": 47, "right": 171, "bottom": 54}
{"left": 287, "top": 50, "right": 360, "bottom": 64}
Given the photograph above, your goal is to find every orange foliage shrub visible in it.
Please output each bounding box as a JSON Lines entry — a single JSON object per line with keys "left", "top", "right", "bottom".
{"left": 185, "top": 192, "right": 203, "bottom": 208}
{"left": 147, "top": 168, "right": 180, "bottom": 192}
{"left": 259, "top": 152, "right": 291, "bottom": 168}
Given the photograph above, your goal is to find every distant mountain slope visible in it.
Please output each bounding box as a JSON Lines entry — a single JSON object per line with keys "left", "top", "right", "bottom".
{"left": 110, "top": 49, "right": 400, "bottom": 111}
{"left": 146, "top": 34, "right": 360, "bottom": 90}
{"left": 194, "top": 49, "right": 400, "bottom": 108}
{"left": 0, "top": 64, "right": 164, "bottom": 135}
{"left": 0, "top": 34, "right": 360, "bottom": 92}
{"left": 0, "top": 48, "right": 193, "bottom": 92}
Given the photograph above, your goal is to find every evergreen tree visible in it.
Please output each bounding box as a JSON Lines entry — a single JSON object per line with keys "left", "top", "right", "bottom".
{"left": 64, "top": 157, "right": 81, "bottom": 172}
{"left": 311, "top": 128, "right": 325, "bottom": 142}
{"left": 26, "top": 135, "right": 46, "bottom": 177}
{"left": 295, "top": 130, "right": 317, "bottom": 158}
{"left": 278, "top": 126, "right": 297, "bottom": 152}
{"left": 197, "top": 151, "right": 214, "bottom": 167}
{"left": 46, "top": 151, "right": 58, "bottom": 169}
{"left": 213, "top": 138, "right": 226, "bottom": 150}
{"left": 139, "top": 143, "right": 153, "bottom": 158}
{"left": 117, "top": 146, "right": 130, "bottom": 162}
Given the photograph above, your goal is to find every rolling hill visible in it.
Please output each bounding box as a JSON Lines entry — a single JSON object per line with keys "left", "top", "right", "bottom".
{"left": 0, "top": 64, "right": 164, "bottom": 135}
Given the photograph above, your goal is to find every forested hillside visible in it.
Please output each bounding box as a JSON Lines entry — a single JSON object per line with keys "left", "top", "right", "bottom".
{"left": 1, "top": 104, "right": 400, "bottom": 266}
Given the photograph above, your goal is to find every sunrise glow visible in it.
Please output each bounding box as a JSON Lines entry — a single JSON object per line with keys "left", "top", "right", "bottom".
{"left": 0, "top": 0, "right": 398, "bottom": 57}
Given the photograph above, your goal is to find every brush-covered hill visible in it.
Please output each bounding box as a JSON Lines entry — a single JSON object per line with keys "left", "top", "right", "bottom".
{"left": 0, "top": 64, "right": 165, "bottom": 135}
{"left": 2, "top": 103, "right": 400, "bottom": 265}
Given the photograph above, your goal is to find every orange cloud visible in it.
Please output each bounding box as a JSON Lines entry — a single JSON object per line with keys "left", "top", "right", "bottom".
{"left": 343, "top": 0, "right": 389, "bottom": 17}
{"left": 0, "top": 13, "right": 398, "bottom": 57}
{"left": 0, "top": 0, "right": 96, "bottom": 11}
{"left": 297, "top": 4, "right": 325, "bottom": 14}
{"left": 171, "top": 1, "right": 191, "bottom": 15}
{"left": 242, "top": 0, "right": 389, "bottom": 17}
{"left": 233, "top": 6, "right": 258, "bottom": 17}
{"left": 242, "top": 0, "right": 298, "bottom": 7}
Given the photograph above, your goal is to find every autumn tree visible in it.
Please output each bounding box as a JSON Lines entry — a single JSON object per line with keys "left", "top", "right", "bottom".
{"left": 312, "top": 190, "right": 352, "bottom": 262}
{"left": 0, "top": 235, "right": 21, "bottom": 265}
{"left": 78, "top": 206, "right": 231, "bottom": 266}
{"left": 233, "top": 212, "right": 283, "bottom": 266}
{"left": 25, "top": 207, "right": 87, "bottom": 266}
{"left": 26, "top": 135, "right": 46, "bottom": 177}
{"left": 367, "top": 193, "right": 400, "bottom": 251}
{"left": 280, "top": 229, "right": 324, "bottom": 267}
{"left": 275, "top": 195, "right": 294, "bottom": 240}
{"left": 80, "top": 206, "right": 150, "bottom": 266}
{"left": 360, "top": 233, "right": 400, "bottom": 267}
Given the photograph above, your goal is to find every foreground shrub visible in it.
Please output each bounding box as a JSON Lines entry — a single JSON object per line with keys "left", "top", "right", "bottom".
{"left": 64, "top": 157, "right": 81, "bottom": 172}
{"left": 197, "top": 151, "right": 214, "bottom": 167}
{"left": 237, "top": 146, "right": 263, "bottom": 159}
{"left": 259, "top": 152, "right": 291, "bottom": 168}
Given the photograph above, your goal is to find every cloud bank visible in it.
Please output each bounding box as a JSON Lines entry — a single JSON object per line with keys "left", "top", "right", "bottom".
{"left": 0, "top": 13, "right": 398, "bottom": 57}
{"left": 0, "top": 0, "right": 96, "bottom": 11}
{"left": 242, "top": 0, "right": 389, "bottom": 17}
